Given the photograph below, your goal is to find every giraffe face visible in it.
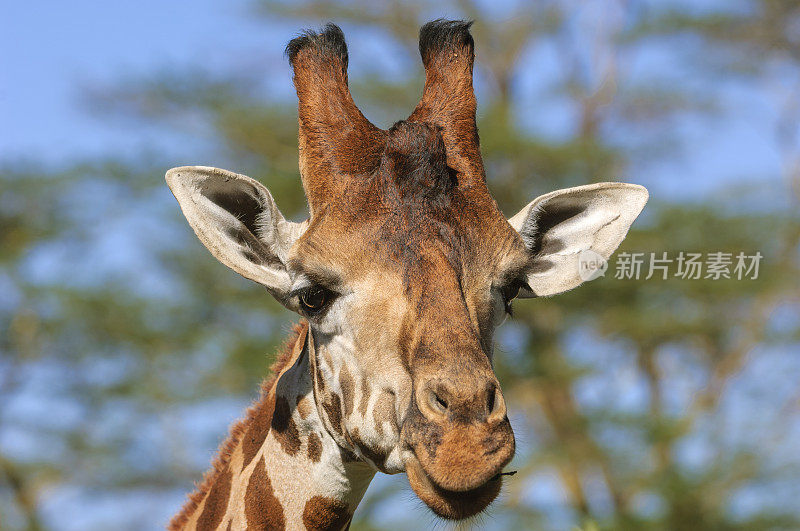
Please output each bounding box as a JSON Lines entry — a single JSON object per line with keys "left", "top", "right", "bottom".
{"left": 167, "top": 162, "right": 647, "bottom": 521}
{"left": 280, "top": 120, "right": 525, "bottom": 518}
{"left": 166, "top": 20, "right": 648, "bottom": 522}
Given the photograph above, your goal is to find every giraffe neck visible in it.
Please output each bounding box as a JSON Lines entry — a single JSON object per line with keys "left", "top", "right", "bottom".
{"left": 169, "top": 323, "right": 375, "bottom": 530}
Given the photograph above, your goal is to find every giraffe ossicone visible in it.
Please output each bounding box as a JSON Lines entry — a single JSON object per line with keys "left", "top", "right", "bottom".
{"left": 167, "top": 19, "right": 648, "bottom": 530}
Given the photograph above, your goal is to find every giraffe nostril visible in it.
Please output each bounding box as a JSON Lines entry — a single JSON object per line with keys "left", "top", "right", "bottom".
{"left": 487, "top": 385, "right": 507, "bottom": 421}
{"left": 436, "top": 395, "right": 448, "bottom": 411}
{"left": 428, "top": 389, "right": 448, "bottom": 414}
{"left": 487, "top": 385, "right": 496, "bottom": 414}
{"left": 418, "top": 379, "right": 505, "bottom": 422}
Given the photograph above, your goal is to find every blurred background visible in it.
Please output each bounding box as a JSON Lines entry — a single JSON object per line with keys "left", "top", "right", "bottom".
{"left": 2, "top": 0, "right": 800, "bottom": 529}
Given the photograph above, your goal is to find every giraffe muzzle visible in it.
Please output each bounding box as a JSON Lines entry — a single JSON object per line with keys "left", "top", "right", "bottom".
{"left": 400, "top": 377, "right": 515, "bottom": 519}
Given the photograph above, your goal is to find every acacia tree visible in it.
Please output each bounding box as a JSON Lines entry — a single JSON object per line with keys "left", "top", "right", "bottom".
{"left": 1, "top": 1, "right": 799, "bottom": 529}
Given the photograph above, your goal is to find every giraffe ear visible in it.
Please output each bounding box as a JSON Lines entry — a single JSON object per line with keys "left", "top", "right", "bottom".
{"left": 509, "top": 182, "right": 648, "bottom": 297}
{"left": 166, "top": 166, "right": 307, "bottom": 307}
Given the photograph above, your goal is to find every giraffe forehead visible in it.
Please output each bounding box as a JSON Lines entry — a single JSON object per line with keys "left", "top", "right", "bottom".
{"left": 293, "top": 188, "right": 522, "bottom": 287}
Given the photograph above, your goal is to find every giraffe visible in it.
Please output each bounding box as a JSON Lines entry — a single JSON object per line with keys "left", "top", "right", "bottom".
{"left": 165, "top": 20, "right": 648, "bottom": 530}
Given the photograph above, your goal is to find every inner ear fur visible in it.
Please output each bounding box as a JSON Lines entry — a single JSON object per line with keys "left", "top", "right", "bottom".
{"left": 509, "top": 182, "right": 649, "bottom": 297}
{"left": 166, "top": 166, "right": 306, "bottom": 307}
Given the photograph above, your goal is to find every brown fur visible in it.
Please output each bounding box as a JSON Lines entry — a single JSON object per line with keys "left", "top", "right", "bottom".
{"left": 241, "top": 391, "right": 276, "bottom": 471}
{"left": 414, "top": 418, "right": 514, "bottom": 491}
{"left": 409, "top": 20, "right": 483, "bottom": 185}
{"left": 301, "top": 495, "right": 351, "bottom": 530}
{"left": 321, "top": 392, "right": 344, "bottom": 437}
{"left": 168, "top": 322, "right": 308, "bottom": 530}
{"left": 405, "top": 457, "right": 503, "bottom": 520}
{"left": 245, "top": 456, "right": 285, "bottom": 529}
{"left": 287, "top": 24, "right": 386, "bottom": 214}
{"left": 195, "top": 468, "right": 231, "bottom": 531}
{"left": 307, "top": 432, "right": 322, "bottom": 462}
{"left": 272, "top": 394, "right": 302, "bottom": 456}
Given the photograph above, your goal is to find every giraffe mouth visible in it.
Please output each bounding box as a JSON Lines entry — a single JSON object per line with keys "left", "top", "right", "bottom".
{"left": 404, "top": 456, "right": 504, "bottom": 520}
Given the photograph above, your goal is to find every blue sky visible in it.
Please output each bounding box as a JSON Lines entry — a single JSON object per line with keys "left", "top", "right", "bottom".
{"left": 2, "top": 0, "right": 286, "bottom": 164}
{"left": 1, "top": 0, "right": 789, "bottom": 204}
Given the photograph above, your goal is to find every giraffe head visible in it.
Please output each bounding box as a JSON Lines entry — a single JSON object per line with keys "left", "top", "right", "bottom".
{"left": 166, "top": 21, "right": 647, "bottom": 520}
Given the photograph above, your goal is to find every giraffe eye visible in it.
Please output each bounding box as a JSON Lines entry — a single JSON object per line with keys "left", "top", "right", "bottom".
{"left": 501, "top": 282, "right": 521, "bottom": 303}
{"left": 499, "top": 280, "right": 523, "bottom": 316}
{"left": 298, "top": 286, "right": 333, "bottom": 315}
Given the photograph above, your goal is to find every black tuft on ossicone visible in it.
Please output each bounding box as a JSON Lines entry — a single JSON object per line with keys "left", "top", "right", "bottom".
{"left": 285, "top": 23, "right": 348, "bottom": 69}
{"left": 418, "top": 19, "right": 474, "bottom": 67}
